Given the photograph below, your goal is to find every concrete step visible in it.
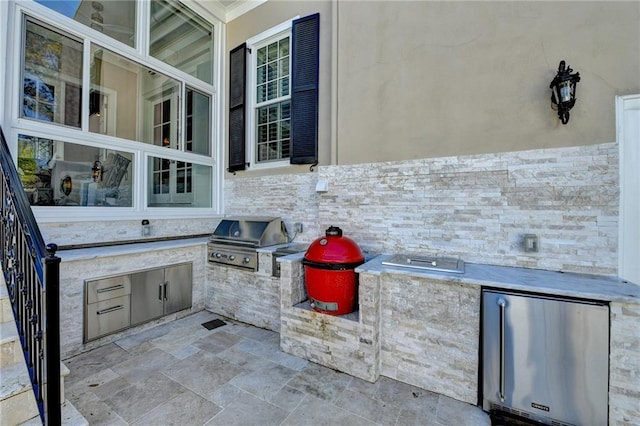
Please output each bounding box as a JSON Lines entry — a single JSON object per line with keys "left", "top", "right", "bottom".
{"left": 0, "top": 360, "right": 40, "bottom": 425}
{"left": 1, "top": 319, "right": 22, "bottom": 368}
{"left": 0, "top": 282, "right": 11, "bottom": 324}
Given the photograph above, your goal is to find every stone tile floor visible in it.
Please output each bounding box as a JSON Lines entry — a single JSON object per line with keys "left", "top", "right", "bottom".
{"left": 64, "top": 310, "right": 491, "bottom": 425}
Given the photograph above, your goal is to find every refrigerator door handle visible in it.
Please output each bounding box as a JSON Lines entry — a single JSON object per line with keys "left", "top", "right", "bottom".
{"left": 498, "top": 297, "right": 506, "bottom": 402}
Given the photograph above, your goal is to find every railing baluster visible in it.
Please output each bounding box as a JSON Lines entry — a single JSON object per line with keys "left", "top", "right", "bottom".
{"left": 0, "top": 127, "right": 60, "bottom": 424}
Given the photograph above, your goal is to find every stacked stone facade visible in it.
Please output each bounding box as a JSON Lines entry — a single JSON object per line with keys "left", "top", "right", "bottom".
{"left": 609, "top": 302, "right": 640, "bottom": 425}
{"left": 226, "top": 144, "right": 619, "bottom": 275}
{"left": 205, "top": 252, "right": 282, "bottom": 332}
{"left": 379, "top": 275, "right": 480, "bottom": 403}
{"left": 279, "top": 259, "right": 381, "bottom": 382}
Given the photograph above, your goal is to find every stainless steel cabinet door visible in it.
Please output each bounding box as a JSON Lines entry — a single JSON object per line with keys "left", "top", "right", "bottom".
{"left": 482, "top": 290, "right": 609, "bottom": 425}
{"left": 130, "top": 268, "right": 165, "bottom": 325}
{"left": 164, "top": 263, "right": 192, "bottom": 315}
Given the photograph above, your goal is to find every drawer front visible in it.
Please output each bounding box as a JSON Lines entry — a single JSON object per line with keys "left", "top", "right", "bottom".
{"left": 85, "top": 296, "right": 131, "bottom": 341}
{"left": 87, "top": 275, "right": 131, "bottom": 304}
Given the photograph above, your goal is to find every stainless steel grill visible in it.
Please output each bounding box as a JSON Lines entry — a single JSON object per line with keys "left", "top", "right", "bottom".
{"left": 207, "top": 217, "right": 288, "bottom": 271}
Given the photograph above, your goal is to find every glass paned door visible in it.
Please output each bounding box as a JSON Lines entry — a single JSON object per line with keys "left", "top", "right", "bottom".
{"left": 147, "top": 157, "right": 211, "bottom": 207}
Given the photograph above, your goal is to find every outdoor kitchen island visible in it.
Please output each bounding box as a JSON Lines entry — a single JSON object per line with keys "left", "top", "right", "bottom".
{"left": 56, "top": 237, "right": 209, "bottom": 358}
{"left": 277, "top": 253, "right": 640, "bottom": 425}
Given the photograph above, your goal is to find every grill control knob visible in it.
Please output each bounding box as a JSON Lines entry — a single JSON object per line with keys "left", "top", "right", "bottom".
{"left": 243, "top": 257, "right": 250, "bottom": 263}
{"left": 229, "top": 255, "right": 236, "bottom": 261}
{"left": 215, "top": 252, "right": 222, "bottom": 259}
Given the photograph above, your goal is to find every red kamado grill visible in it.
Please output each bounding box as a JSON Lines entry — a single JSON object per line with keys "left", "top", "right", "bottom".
{"left": 302, "top": 226, "right": 365, "bottom": 315}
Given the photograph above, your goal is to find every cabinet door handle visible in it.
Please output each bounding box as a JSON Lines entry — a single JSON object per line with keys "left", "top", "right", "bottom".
{"left": 97, "top": 305, "right": 124, "bottom": 315}
{"left": 164, "top": 282, "right": 169, "bottom": 300}
{"left": 498, "top": 298, "right": 506, "bottom": 402}
{"left": 159, "top": 284, "right": 163, "bottom": 301}
{"left": 97, "top": 284, "right": 124, "bottom": 293}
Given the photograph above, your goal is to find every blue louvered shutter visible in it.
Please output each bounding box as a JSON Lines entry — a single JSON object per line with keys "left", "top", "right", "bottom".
{"left": 290, "top": 13, "right": 319, "bottom": 165}
{"left": 228, "top": 43, "right": 247, "bottom": 172}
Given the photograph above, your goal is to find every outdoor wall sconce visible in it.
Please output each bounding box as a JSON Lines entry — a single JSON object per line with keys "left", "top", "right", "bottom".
{"left": 549, "top": 60, "right": 581, "bottom": 124}
{"left": 60, "top": 175, "right": 72, "bottom": 196}
{"left": 92, "top": 160, "right": 103, "bottom": 182}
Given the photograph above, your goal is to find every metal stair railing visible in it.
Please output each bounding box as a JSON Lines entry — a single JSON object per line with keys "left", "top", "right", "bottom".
{"left": 0, "top": 127, "right": 60, "bottom": 425}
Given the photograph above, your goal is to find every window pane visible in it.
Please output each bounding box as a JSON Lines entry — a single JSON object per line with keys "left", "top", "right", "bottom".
{"left": 278, "top": 58, "right": 289, "bottom": 79}
{"left": 267, "top": 42, "right": 278, "bottom": 62}
{"left": 22, "top": 19, "right": 83, "bottom": 127}
{"left": 257, "top": 65, "right": 266, "bottom": 84}
{"left": 18, "top": 134, "right": 133, "bottom": 207}
{"left": 279, "top": 78, "right": 289, "bottom": 97}
{"left": 255, "top": 100, "right": 290, "bottom": 164}
{"left": 279, "top": 38, "right": 289, "bottom": 57}
{"left": 35, "top": 0, "right": 135, "bottom": 47}
{"left": 150, "top": 0, "right": 214, "bottom": 85}
{"left": 258, "top": 106, "right": 268, "bottom": 125}
{"left": 257, "top": 84, "right": 266, "bottom": 103}
{"left": 257, "top": 47, "right": 266, "bottom": 66}
{"left": 147, "top": 157, "right": 211, "bottom": 207}
{"left": 257, "top": 124, "right": 267, "bottom": 143}
{"left": 281, "top": 101, "right": 290, "bottom": 119}
{"left": 269, "top": 105, "right": 278, "bottom": 122}
{"left": 267, "top": 81, "right": 276, "bottom": 100}
{"left": 90, "top": 45, "right": 181, "bottom": 147}
{"left": 186, "top": 87, "right": 211, "bottom": 156}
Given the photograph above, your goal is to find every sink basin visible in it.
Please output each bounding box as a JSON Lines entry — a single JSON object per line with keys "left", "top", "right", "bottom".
{"left": 382, "top": 254, "right": 465, "bottom": 274}
{"left": 273, "top": 243, "right": 308, "bottom": 256}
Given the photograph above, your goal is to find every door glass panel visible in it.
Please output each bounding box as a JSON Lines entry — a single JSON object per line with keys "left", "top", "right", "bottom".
{"left": 147, "top": 156, "right": 211, "bottom": 207}
{"left": 185, "top": 87, "right": 211, "bottom": 156}
{"left": 90, "top": 45, "right": 181, "bottom": 146}
{"left": 35, "top": 0, "right": 136, "bottom": 47}
{"left": 17, "top": 134, "right": 133, "bottom": 207}
{"left": 150, "top": 0, "right": 214, "bottom": 85}
{"left": 22, "top": 19, "right": 83, "bottom": 127}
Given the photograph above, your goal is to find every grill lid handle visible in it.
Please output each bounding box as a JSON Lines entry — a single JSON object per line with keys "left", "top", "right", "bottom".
{"left": 325, "top": 226, "right": 343, "bottom": 237}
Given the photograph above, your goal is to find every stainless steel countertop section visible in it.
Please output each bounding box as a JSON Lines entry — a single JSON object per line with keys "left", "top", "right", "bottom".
{"left": 58, "top": 237, "right": 209, "bottom": 262}
{"left": 357, "top": 254, "right": 640, "bottom": 304}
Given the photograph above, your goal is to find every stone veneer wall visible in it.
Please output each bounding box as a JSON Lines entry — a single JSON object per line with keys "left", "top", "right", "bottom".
{"left": 224, "top": 143, "right": 618, "bottom": 276}
{"left": 609, "top": 302, "right": 640, "bottom": 424}
{"left": 205, "top": 252, "right": 282, "bottom": 332}
{"left": 379, "top": 274, "right": 480, "bottom": 404}
{"left": 279, "top": 258, "right": 381, "bottom": 382}
{"left": 318, "top": 143, "right": 619, "bottom": 275}
{"left": 224, "top": 172, "right": 321, "bottom": 244}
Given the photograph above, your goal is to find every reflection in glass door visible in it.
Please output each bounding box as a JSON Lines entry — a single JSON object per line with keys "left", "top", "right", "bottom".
{"left": 150, "top": 97, "right": 192, "bottom": 205}
{"left": 150, "top": 157, "right": 192, "bottom": 205}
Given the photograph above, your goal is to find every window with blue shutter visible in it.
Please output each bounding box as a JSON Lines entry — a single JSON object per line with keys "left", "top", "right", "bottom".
{"left": 228, "top": 13, "right": 319, "bottom": 172}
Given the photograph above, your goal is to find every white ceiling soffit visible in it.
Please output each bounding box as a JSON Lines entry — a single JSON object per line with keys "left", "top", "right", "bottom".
{"left": 193, "top": 0, "right": 268, "bottom": 23}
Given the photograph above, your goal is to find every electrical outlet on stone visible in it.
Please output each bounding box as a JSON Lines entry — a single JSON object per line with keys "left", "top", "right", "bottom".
{"left": 524, "top": 234, "right": 539, "bottom": 252}
{"left": 294, "top": 222, "right": 303, "bottom": 233}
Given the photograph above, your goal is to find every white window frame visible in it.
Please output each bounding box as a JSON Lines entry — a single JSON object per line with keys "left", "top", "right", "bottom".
{"left": 5, "top": 0, "right": 223, "bottom": 220}
{"left": 616, "top": 94, "right": 640, "bottom": 284}
{"left": 246, "top": 17, "right": 298, "bottom": 170}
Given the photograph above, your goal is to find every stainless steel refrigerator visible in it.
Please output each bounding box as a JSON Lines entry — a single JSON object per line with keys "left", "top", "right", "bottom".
{"left": 482, "top": 289, "right": 609, "bottom": 425}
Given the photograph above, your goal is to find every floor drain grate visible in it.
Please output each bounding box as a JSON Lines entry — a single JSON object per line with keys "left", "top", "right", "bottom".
{"left": 201, "top": 319, "right": 226, "bottom": 330}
